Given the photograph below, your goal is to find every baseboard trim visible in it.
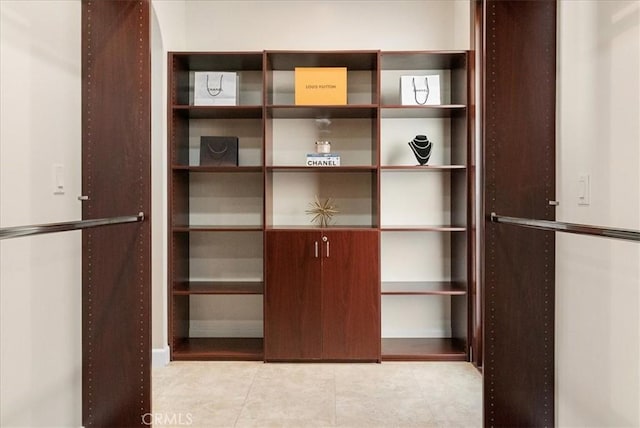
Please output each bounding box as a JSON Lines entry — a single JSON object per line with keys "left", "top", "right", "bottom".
{"left": 152, "top": 345, "right": 170, "bottom": 368}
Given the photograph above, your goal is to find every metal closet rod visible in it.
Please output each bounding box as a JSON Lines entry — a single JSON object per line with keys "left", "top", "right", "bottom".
{"left": 490, "top": 213, "right": 640, "bottom": 243}
{"left": 0, "top": 212, "right": 144, "bottom": 240}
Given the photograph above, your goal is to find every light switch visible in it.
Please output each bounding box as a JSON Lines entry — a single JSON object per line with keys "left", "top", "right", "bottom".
{"left": 53, "top": 164, "right": 65, "bottom": 195}
{"left": 578, "top": 174, "right": 590, "bottom": 206}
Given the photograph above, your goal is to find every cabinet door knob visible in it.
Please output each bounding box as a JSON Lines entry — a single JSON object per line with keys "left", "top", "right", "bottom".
{"left": 321, "top": 236, "right": 329, "bottom": 257}
{"left": 314, "top": 241, "right": 319, "bottom": 258}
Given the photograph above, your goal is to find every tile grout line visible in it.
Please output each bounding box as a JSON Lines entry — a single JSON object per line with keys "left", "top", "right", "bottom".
{"left": 232, "top": 362, "right": 261, "bottom": 428}
{"left": 409, "top": 363, "right": 443, "bottom": 428}
{"left": 332, "top": 366, "right": 338, "bottom": 427}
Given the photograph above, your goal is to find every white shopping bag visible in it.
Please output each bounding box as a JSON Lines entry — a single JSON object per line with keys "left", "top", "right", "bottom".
{"left": 400, "top": 75, "right": 441, "bottom": 106}
{"left": 194, "top": 72, "right": 238, "bottom": 106}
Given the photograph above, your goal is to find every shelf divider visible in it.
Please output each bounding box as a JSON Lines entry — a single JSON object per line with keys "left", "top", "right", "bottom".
{"left": 381, "top": 225, "right": 467, "bottom": 232}
{"left": 172, "top": 225, "right": 263, "bottom": 232}
{"left": 172, "top": 165, "right": 263, "bottom": 173}
{"left": 173, "top": 281, "right": 264, "bottom": 295}
{"left": 381, "top": 338, "right": 466, "bottom": 361}
{"left": 172, "top": 338, "right": 264, "bottom": 361}
{"left": 381, "top": 165, "right": 466, "bottom": 171}
{"left": 381, "top": 281, "right": 466, "bottom": 295}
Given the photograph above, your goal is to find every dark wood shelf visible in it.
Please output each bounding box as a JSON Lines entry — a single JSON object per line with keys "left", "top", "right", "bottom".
{"left": 381, "top": 225, "right": 467, "bottom": 232}
{"left": 173, "top": 281, "right": 264, "bottom": 295}
{"left": 172, "top": 225, "right": 263, "bottom": 232}
{"left": 267, "top": 105, "right": 377, "bottom": 119}
{"left": 172, "top": 165, "right": 263, "bottom": 173}
{"left": 172, "top": 338, "right": 264, "bottom": 361}
{"left": 381, "top": 105, "right": 466, "bottom": 118}
{"left": 176, "top": 52, "right": 264, "bottom": 71}
{"left": 172, "top": 105, "right": 263, "bottom": 119}
{"left": 381, "top": 338, "right": 466, "bottom": 361}
{"left": 381, "top": 281, "right": 467, "bottom": 295}
{"left": 380, "top": 51, "right": 467, "bottom": 70}
{"left": 381, "top": 165, "right": 466, "bottom": 171}
{"left": 266, "top": 50, "right": 378, "bottom": 70}
{"left": 266, "top": 225, "right": 378, "bottom": 231}
{"left": 267, "top": 165, "right": 377, "bottom": 172}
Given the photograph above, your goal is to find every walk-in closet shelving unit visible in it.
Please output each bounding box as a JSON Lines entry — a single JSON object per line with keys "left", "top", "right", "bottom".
{"left": 168, "top": 50, "right": 471, "bottom": 361}
{"left": 263, "top": 51, "right": 381, "bottom": 362}
{"left": 379, "top": 51, "right": 470, "bottom": 360}
{"left": 168, "top": 52, "right": 265, "bottom": 360}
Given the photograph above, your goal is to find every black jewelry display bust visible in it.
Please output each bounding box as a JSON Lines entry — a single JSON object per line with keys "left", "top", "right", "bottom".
{"left": 408, "top": 135, "right": 432, "bottom": 165}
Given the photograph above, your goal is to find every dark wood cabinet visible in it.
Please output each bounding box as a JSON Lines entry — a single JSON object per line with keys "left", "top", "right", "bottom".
{"left": 321, "top": 230, "right": 380, "bottom": 360}
{"left": 265, "top": 230, "right": 380, "bottom": 361}
{"left": 264, "top": 231, "right": 322, "bottom": 360}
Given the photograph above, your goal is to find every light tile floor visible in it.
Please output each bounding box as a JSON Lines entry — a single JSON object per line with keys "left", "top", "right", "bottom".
{"left": 152, "top": 362, "right": 482, "bottom": 428}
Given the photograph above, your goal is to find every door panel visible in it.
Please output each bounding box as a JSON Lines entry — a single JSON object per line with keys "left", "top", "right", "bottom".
{"left": 482, "top": 1, "right": 556, "bottom": 426}
{"left": 81, "top": 1, "right": 151, "bottom": 427}
{"left": 321, "top": 231, "right": 380, "bottom": 360}
{"left": 265, "top": 231, "right": 322, "bottom": 360}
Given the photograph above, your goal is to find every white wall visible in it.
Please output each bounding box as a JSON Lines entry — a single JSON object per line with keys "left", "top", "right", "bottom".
{"left": 0, "top": 1, "right": 82, "bottom": 427}
{"left": 182, "top": 0, "right": 469, "bottom": 51}
{"left": 150, "top": 0, "right": 187, "bottom": 365}
{"left": 556, "top": 1, "right": 640, "bottom": 426}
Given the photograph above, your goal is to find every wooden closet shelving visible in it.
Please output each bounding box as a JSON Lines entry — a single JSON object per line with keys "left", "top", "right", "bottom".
{"left": 168, "top": 50, "right": 471, "bottom": 362}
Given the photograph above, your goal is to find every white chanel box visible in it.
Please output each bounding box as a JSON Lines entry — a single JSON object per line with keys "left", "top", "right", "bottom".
{"left": 306, "top": 153, "right": 341, "bottom": 167}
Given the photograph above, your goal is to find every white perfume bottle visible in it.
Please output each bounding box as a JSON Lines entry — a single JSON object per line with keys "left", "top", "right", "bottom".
{"left": 315, "top": 141, "right": 331, "bottom": 154}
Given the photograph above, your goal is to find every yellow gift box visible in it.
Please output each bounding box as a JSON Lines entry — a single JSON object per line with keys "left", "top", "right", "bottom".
{"left": 294, "top": 67, "right": 347, "bottom": 105}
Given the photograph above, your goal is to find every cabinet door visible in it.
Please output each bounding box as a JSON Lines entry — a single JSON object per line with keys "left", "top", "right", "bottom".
{"left": 321, "top": 230, "right": 380, "bottom": 360}
{"left": 265, "top": 231, "right": 322, "bottom": 360}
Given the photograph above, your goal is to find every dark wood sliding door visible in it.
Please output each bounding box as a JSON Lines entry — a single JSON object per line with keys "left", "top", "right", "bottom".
{"left": 82, "top": 1, "right": 151, "bottom": 427}
{"left": 481, "top": 1, "right": 557, "bottom": 426}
